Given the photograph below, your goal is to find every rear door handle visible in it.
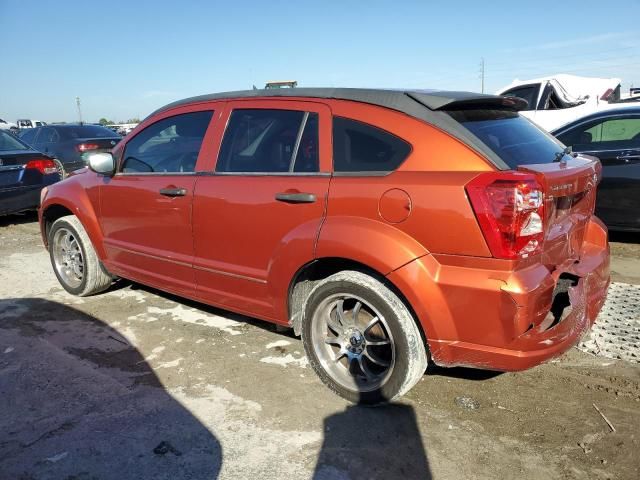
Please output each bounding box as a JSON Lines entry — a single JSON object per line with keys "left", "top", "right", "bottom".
{"left": 159, "top": 187, "right": 187, "bottom": 197}
{"left": 616, "top": 154, "right": 640, "bottom": 162}
{"left": 275, "top": 192, "right": 316, "bottom": 204}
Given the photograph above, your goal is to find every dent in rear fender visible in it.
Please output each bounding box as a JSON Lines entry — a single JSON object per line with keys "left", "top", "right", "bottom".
{"left": 41, "top": 183, "right": 106, "bottom": 260}
{"left": 315, "top": 216, "right": 429, "bottom": 275}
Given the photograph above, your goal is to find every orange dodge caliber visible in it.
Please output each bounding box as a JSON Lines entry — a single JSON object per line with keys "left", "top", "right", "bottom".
{"left": 39, "top": 89, "right": 610, "bottom": 403}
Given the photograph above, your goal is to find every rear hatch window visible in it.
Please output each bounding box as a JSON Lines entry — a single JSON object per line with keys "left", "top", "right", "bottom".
{"left": 449, "top": 108, "right": 601, "bottom": 266}
{"left": 446, "top": 109, "right": 568, "bottom": 168}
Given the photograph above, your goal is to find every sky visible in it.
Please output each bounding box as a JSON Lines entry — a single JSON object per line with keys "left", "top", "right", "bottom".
{"left": 1, "top": 0, "right": 639, "bottom": 123}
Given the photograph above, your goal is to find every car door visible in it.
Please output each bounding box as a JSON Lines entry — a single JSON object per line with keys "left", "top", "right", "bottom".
{"left": 556, "top": 112, "right": 640, "bottom": 229}
{"left": 99, "top": 107, "right": 216, "bottom": 297}
{"left": 191, "top": 100, "right": 332, "bottom": 320}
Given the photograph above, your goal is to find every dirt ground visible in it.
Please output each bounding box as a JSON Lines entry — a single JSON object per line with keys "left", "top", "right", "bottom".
{"left": 1, "top": 213, "right": 639, "bottom": 480}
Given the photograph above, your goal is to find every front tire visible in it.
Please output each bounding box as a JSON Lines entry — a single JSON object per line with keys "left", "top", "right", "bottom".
{"left": 49, "top": 215, "right": 112, "bottom": 296}
{"left": 53, "top": 159, "right": 66, "bottom": 179}
{"left": 302, "top": 271, "right": 428, "bottom": 404}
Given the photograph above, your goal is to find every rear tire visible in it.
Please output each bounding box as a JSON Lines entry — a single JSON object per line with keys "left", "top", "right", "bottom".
{"left": 301, "top": 271, "right": 428, "bottom": 404}
{"left": 49, "top": 215, "right": 112, "bottom": 296}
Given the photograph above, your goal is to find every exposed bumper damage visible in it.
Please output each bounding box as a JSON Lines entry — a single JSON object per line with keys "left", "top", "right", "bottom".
{"left": 389, "top": 218, "right": 610, "bottom": 371}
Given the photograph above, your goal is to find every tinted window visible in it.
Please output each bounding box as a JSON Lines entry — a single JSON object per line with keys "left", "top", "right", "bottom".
{"left": 449, "top": 109, "right": 567, "bottom": 168}
{"left": 217, "top": 109, "right": 319, "bottom": 173}
{"left": 0, "top": 130, "right": 30, "bottom": 151}
{"left": 557, "top": 116, "right": 640, "bottom": 152}
{"left": 37, "top": 127, "right": 58, "bottom": 143}
{"left": 59, "top": 125, "right": 121, "bottom": 140}
{"left": 121, "top": 111, "right": 213, "bottom": 173}
{"left": 332, "top": 117, "right": 411, "bottom": 172}
{"left": 19, "top": 128, "right": 38, "bottom": 144}
{"left": 502, "top": 85, "right": 540, "bottom": 111}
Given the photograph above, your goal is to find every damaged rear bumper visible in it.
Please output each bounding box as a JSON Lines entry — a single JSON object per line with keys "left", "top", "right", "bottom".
{"left": 388, "top": 218, "right": 610, "bottom": 371}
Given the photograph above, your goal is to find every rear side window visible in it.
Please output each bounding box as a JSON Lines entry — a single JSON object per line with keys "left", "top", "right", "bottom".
{"left": 333, "top": 117, "right": 411, "bottom": 172}
{"left": 216, "top": 109, "right": 319, "bottom": 173}
{"left": 557, "top": 116, "right": 640, "bottom": 151}
{"left": 448, "top": 109, "right": 566, "bottom": 168}
{"left": 0, "top": 130, "right": 30, "bottom": 151}
{"left": 121, "top": 111, "right": 213, "bottom": 173}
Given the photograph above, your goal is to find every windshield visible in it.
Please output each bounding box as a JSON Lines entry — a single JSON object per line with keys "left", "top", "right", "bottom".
{"left": 447, "top": 109, "right": 568, "bottom": 168}
{"left": 60, "top": 125, "right": 121, "bottom": 139}
{"left": 0, "top": 130, "right": 30, "bottom": 152}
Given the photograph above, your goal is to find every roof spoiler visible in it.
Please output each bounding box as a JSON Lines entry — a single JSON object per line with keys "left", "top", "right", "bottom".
{"left": 406, "top": 91, "right": 528, "bottom": 111}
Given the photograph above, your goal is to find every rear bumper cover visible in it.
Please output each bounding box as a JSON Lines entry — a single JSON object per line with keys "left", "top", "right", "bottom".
{"left": 389, "top": 218, "right": 610, "bottom": 371}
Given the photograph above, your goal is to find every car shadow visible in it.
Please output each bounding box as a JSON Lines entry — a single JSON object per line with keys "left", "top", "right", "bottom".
{"left": 0, "top": 211, "right": 39, "bottom": 227}
{"left": 0, "top": 298, "right": 222, "bottom": 479}
{"left": 427, "top": 364, "right": 503, "bottom": 381}
{"left": 313, "top": 401, "right": 432, "bottom": 479}
{"left": 609, "top": 230, "right": 640, "bottom": 244}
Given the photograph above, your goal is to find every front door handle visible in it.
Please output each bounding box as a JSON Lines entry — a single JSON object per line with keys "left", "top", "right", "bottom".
{"left": 275, "top": 192, "right": 316, "bottom": 204}
{"left": 159, "top": 187, "right": 187, "bottom": 197}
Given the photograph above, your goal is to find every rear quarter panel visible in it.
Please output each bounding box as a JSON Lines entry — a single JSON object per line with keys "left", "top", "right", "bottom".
{"left": 318, "top": 100, "right": 493, "bottom": 265}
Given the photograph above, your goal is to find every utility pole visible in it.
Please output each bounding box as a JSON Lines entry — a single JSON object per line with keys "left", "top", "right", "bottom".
{"left": 479, "top": 58, "right": 485, "bottom": 93}
{"left": 76, "top": 96, "right": 83, "bottom": 124}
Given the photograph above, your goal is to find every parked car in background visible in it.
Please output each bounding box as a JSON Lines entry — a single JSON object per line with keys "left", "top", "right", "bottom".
{"left": 0, "top": 129, "right": 60, "bottom": 216}
{"left": 0, "top": 118, "right": 18, "bottom": 135}
{"left": 39, "top": 88, "right": 610, "bottom": 403}
{"left": 19, "top": 124, "right": 121, "bottom": 177}
{"left": 552, "top": 107, "right": 640, "bottom": 231}
{"left": 16, "top": 119, "right": 47, "bottom": 130}
{"left": 497, "top": 74, "right": 637, "bottom": 131}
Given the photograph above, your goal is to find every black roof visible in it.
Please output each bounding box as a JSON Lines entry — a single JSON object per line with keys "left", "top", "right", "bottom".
{"left": 155, "top": 88, "right": 526, "bottom": 116}
{"left": 152, "top": 88, "right": 530, "bottom": 171}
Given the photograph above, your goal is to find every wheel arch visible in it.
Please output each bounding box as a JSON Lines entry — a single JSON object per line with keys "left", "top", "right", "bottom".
{"left": 41, "top": 196, "right": 106, "bottom": 260}
{"left": 287, "top": 257, "right": 429, "bottom": 352}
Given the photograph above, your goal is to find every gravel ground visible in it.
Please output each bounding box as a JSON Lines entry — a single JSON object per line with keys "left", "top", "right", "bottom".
{"left": 1, "top": 213, "right": 639, "bottom": 480}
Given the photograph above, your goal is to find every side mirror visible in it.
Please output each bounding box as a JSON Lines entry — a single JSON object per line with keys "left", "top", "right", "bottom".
{"left": 87, "top": 152, "right": 115, "bottom": 176}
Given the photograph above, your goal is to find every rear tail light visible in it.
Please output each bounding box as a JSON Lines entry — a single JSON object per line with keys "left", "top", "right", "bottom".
{"left": 466, "top": 172, "right": 545, "bottom": 259}
{"left": 25, "top": 158, "right": 57, "bottom": 175}
{"left": 76, "top": 143, "right": 99, "bottom": 152}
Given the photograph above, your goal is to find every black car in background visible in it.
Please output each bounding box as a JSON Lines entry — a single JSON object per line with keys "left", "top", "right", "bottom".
{"left": 19, "top": 124, "right": 121, "bottom": 177}
{"left": 553, "top": 107, "right": 640, "bottom": 231}
{"left": 0, "top": 130, "right": 60, "bottom": 216}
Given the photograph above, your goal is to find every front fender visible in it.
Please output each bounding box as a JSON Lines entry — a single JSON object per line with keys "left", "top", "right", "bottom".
{"left": 40, "top": 177, "right": 105, "bottom": 260}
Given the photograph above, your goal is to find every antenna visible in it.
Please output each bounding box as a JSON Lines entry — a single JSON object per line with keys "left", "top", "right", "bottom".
{"left": 479, "top": 58, "right": 485, "bottom": 93}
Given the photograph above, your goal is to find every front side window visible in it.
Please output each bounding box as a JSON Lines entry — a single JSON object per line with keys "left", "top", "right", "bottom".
{"left": 557, "top": 116, "right": 640, "bottom": 151}
{"left": 121, "top": 111, "right": 213, "bottom": 173}
{"left": 216, "top": 109, "right": 319, "bottom": 173}
{"left": 332, "top": 117, "right": 411, "bottom": 173}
